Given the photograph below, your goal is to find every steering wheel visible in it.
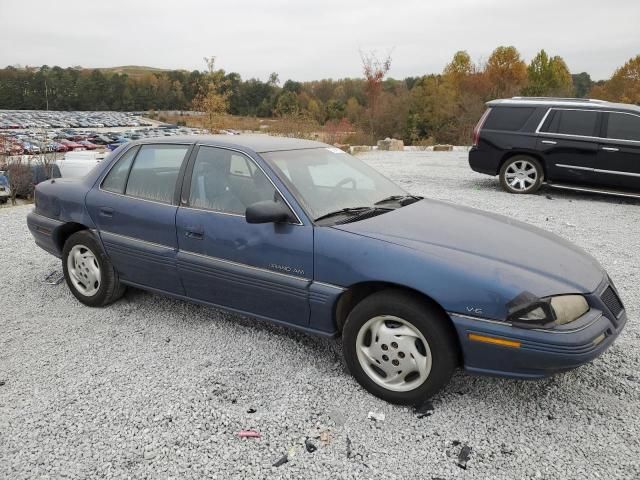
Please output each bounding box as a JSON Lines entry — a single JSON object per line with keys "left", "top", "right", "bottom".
{"left": 335, "top": 177, "right": 357, "bottom": 189}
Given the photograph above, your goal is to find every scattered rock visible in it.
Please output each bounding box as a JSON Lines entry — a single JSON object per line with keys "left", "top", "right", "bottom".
{"left": 433, "top": 144, "right": 453, "bottom": 151}
{"left": 319, "top": 430, "right": 332, "bottom": 445}
{"left": 415, "top": 400, "right": 434, "bottom": 419}
{"left": 457, "top": 445, "right": 472, "bottom": 469}
{"left": 247, "top": 408, "right": 257, "bottom": 414}
{"left": 304, "top": 438, "right": 317, "bottom": 453}
{"left": 367, "top": 411, "right": 385, "bottom": 422}
{"left": 377, "top": 138, "right": 404, "bottom": 151}
{"left": 272, "top": 454, "right": 288, "bottom": 467}
{"left": 350, "top": 145, "right": 373, "bottom": 154}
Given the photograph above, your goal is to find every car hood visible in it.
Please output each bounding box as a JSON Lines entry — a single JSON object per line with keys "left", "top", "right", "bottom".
{"left": 332, "top": 199, "right": 604, "bottom": 294}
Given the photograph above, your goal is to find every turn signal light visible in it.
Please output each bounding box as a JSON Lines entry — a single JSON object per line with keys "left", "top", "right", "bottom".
{"left": 468, "top": 333, "right": 521, "bottom": 348}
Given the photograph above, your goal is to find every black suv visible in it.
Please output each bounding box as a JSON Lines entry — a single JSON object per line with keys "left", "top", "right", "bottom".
{"left": 469, "top": 97, "right": 640, "bottom": 197}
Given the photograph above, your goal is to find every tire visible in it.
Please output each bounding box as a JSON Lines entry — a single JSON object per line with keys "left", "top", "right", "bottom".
{"left": 342, "top": 290, "right": 459, "bottom": 405}
{"left": 62, "top": 230, "right": 125, "bottom": 307}
{"left": 499, "top": 155, "right": 544, "bottom": 194}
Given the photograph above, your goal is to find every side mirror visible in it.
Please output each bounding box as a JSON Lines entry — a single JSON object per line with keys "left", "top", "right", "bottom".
{"left": 245, "top": 200, "right": 294, "bottom": 224}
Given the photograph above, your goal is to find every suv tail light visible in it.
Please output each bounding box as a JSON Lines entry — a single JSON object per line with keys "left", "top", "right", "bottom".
{"left": 472, "top": 108, "right": 491, "bottom": 147}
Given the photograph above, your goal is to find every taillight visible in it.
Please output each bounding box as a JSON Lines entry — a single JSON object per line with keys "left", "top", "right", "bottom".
{"left": 472, "top": 108, "right": 491, "bottom": 147}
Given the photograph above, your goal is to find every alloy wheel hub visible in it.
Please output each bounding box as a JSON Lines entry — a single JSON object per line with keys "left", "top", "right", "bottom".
{"left": 355, "top": 316, "right": 432, "bottom": 392}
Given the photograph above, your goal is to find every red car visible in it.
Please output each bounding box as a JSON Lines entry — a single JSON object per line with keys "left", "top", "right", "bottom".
{"left": 60, "top": 139, "right": 85, "bottom": 151}
{"left": 78, "top": 140, "right": 98, "bottom": 150}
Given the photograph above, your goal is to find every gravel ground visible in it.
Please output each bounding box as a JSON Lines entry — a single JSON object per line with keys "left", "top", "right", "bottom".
{"left": 1, "top": 151, "right": 639, "bottom": 479}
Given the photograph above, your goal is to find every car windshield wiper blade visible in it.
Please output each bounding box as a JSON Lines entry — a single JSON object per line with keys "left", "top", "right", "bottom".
{"left": 374, "top": 194, "right": 423, "bottom": 206}
{"left": 314, "top": 206, "right": 375, "bottom": 222}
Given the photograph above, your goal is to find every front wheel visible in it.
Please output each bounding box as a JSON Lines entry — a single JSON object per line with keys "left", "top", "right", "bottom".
{"left": 342, "top": 290, "right": 459, "bottom": 405}
{"left": 499, "top": 156, "right": 544, "bottom": 194}
{"left": 62, "top": 230, "right": 125, "bottom": 307}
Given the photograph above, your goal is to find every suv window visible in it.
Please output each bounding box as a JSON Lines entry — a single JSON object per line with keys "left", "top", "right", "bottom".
{"left": 484, "top": 107, "right": 535, "bottom": 131}
{"left": 125, "top": 145, "right": 189, "bottom": 203}
{"left": 102, "top": 147, "right": 138, "bottom": 194}
{"left": 543, "top": 109, "right": 599, "bottom": 137}
{"left": 188, "top": 146, "right": 276, "bottom": 215}
{"left": 607, "top": 113, "right": 640, "bottom": 142}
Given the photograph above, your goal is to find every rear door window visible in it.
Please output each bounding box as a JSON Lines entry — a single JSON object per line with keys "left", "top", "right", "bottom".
{"left": 102, "top": 147, "right": 138, "bottom": 194}
{"left": 484, "top": 107, "right": 535, "bottom": 131}
{"left": 542, "top": 109, "right": 599, "bottom": 137}
{"left": 125, "top": 144, "right": 189, "bottom": 203}
{"left": 606, "top": 113, "right": 640, "bottom": 142}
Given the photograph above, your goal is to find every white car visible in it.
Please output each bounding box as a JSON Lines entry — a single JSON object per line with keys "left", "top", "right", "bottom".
{"left": 55, "top": 151, "right": 108, "bottom": 178}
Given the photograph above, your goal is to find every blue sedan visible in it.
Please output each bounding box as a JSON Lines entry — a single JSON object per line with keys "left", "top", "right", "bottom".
{"left": 27, "top": 135, "right": 627, "bottom": 404}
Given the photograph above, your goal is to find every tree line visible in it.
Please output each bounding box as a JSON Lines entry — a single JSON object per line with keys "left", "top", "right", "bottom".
{"left": 0, "top": 48, "right": 638, "bottom": 144}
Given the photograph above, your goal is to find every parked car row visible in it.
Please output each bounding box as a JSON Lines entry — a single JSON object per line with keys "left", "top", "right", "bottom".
{"left": 0, "top": 110, "right": 152, "bottom": 129}
{"left": 1, "top": 126, "right": 205, "bottom": 156}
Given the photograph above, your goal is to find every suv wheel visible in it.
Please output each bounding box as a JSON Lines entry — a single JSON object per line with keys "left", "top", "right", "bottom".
{"left": 499, "top": 156, "right": 544, "bottom": 194}
{"left": 342, "top": 290, "right": 458, "bottom": 405}
{"left": 62, "top": 230, "right": 125, "bottom": 307}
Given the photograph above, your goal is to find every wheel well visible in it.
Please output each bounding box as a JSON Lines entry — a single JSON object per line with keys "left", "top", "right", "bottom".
{"left": 499, "top": 151, "right": 546, "bottom": 178}
{"left": 53, "top": 222, "right": 89, "bottom": 253}
{"left": 335, "top": 282, "right": 450, "bottom": 332}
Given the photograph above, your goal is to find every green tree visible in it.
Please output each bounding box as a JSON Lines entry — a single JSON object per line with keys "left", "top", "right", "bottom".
{"left": 523, "top": 49, "right": 573, "bottom": 97}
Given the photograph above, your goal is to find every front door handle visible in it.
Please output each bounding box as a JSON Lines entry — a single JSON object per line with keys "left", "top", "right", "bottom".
{"left": 601, "top": 147, "right": 619, "bottom": 152}
{"left": 185, "top": 227, "right": 204, "bottom": 240}
{"left": 541, "top": 140, "right": 557, "bottom": 145}
{"left": 99, "top": 207, "right": 114, "bottom": 217}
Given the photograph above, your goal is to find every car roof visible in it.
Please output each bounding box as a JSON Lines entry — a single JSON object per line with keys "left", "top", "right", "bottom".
{"left": 487, "top": 97, "right": 640, "bottom": 114}
{"left": 130, "top": 134, "right": 330, "bottom": 153}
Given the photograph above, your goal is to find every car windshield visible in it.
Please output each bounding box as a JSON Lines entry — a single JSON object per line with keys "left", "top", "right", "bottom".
{"left": 262, "top": 147, "right": 410, "bottom": 222}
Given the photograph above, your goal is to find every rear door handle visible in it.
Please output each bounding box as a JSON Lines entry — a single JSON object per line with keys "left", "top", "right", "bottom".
{"left": 541, "top": 140, "right": 557, "bottom": 145}
{"left": 601, "top": 147, "right": 619, "bottom": 152}
{"left": 99, "top": 207, "right": 114, "bottom": 217}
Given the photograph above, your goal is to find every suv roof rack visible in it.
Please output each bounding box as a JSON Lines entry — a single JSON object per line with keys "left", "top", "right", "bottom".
{"left": 510, "top": 96, "right": 607, "bottom": 104}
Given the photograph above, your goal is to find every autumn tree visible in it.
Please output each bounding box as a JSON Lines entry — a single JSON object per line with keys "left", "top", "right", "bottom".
{"left": 523, "top": 50, "right": 573, "bottom": 97}
{"left": 485, "top": 46, "right": 528, "bottom": 98}
{"left": 443, "top": 51, "right": 474, "bottom": 88}
{"left": 361, "top": 50, "right": 392, "bottom": 143}
{"left": 192, "top": 56, "right": 230, "bottom": 131}
{"left": 589, "top": 55, "right": 640, "bottom": 104}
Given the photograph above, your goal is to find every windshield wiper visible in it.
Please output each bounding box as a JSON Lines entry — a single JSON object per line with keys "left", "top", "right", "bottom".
{"left": 314, "top": 206, "right": 374, "bottom": 223}
{"left": 374, "top": 194, "right": 423, "bottom": 206}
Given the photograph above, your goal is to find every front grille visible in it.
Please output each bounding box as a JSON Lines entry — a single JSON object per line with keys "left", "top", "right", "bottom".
{"left": 601, "top": 286, "right": 624, "bottom": 317}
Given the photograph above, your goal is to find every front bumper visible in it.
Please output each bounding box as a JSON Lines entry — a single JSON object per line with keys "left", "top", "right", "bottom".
{"left": 450, "top": 306, "right": 627, "bottom": 380}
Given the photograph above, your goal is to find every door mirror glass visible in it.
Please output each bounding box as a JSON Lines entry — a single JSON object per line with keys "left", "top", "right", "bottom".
{"left": 245, "top": 200, "right": 294, "bottom": 224}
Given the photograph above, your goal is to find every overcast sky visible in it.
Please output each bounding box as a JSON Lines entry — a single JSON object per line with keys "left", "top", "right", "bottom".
{"left": 1, "top": 0, "right": 638, "bottom": 82}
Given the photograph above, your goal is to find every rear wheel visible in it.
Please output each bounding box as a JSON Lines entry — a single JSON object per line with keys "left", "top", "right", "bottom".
{"left": 499, "top": 156, "right": 544, "bottom": 194}
{"left": 342, "top": 290, "right": 458, "bottom": 405}
{"left": 62, "top": 230, "right": 125, "bottom": 307}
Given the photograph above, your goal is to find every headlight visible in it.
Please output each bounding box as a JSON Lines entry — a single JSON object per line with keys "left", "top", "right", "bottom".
{"left": 550, "top": 295, "right": 589, "bottom": 325}
{"left": 507, "top": 292, "right": 589, "bottom": 328}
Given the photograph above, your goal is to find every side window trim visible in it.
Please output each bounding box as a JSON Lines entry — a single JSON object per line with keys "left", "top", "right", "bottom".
{"left": 536, "top": 108, "right": 640, "bottom": 144}
{"left": 99, "top": 143, "right": 193, "bottom": 206}
{"left": 99, "top": 145, "right": 140, "bottom": 193}
{"left": 603, "top": 111, "right": 640, "bottom": 143}
{"left": 179, "top": 144, "right": 304, "bottom": 226}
